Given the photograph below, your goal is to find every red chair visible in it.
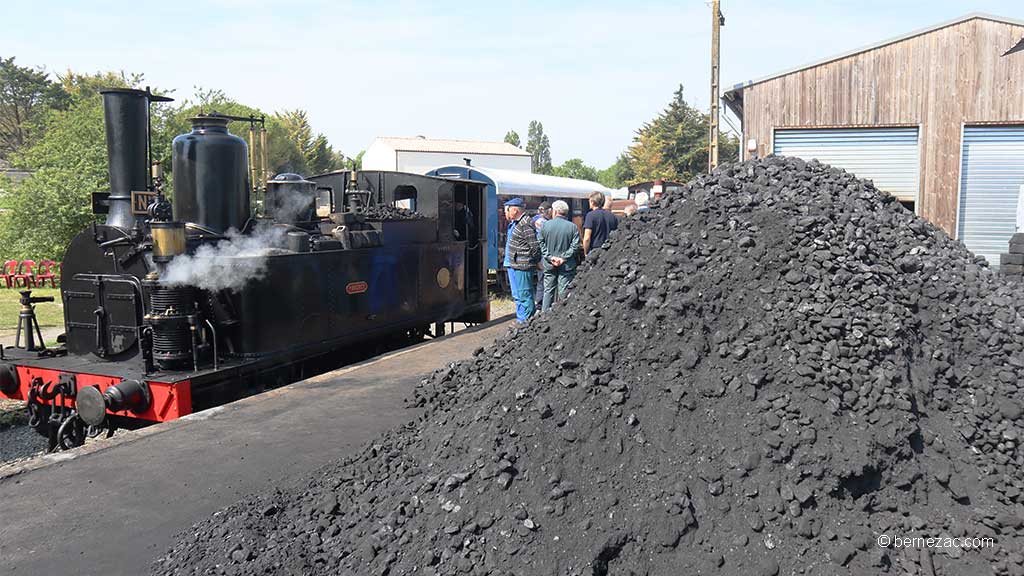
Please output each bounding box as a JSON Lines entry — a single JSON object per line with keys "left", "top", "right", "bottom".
{"left": 12, "top": 260, "right": 37, "bottom": 288}
{"left": 35, "top": 260, "right": 58, "bottom": 288}
{"left": 1, "top": 260, "right": 18, "bottom": 288}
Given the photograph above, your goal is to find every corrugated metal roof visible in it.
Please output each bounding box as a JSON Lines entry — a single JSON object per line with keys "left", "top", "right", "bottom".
{"left": 723, "top": 12, "right": 1024, "bottom": 114}
{"left": 372, "top": 136, "right": 531, "bottom": 156}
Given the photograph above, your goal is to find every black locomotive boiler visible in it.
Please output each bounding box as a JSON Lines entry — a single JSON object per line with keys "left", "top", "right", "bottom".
{"left": 0, "top": 88, "right": 488, "bottom": 450}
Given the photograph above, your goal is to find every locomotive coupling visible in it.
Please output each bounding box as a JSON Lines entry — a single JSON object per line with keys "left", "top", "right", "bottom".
{"left": 76, "top": 379, "right": 152, "bottom": 426}
{"left": 0, "top": 363, "right": 18, "bottom": 395}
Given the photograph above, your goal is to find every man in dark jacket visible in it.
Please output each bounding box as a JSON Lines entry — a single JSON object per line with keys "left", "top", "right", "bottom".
{"left": 538, "top": 200, "right": 580, "bottom": 311}
{"left": 531, "top": 202, "right": 552, "bottom": 306}
{"left": 583, "top": 191, "right": 618, "bottom": 255}
{"left": 503, "top": 198, "right": 540, "bottom": 322}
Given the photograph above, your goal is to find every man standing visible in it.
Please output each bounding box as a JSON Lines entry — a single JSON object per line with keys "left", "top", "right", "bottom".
{"left": 634, "top": 191, "right": 650, "bottom": 212}
{"left": 453, "top": 199, "right": 475, "bottom": 243}
{"left": 538, "top": 200, "right": 580, "bottom": 311}
{"left": 532, "top": 201, "right": 552, "bottom": 232}
{"left": 503, "top": 198, "right": 540, "bottom": 322}
{"left": 583, "top": 191, "right": 618, "bottom": 255}
{"left": 531, "top": 202, "right": 552, "bottom": 305}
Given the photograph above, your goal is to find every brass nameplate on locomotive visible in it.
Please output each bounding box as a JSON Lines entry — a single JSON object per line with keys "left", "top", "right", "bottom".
{"left": 131, "top": 190, "right": 157, "bottom": 215}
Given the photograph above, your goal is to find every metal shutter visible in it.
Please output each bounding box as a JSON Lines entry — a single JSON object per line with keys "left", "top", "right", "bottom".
{"left": 773, "top": 128, "right": 919, "bottom": 203}
{"left": 957, "top": 125, "right": 1024, "bottom": 265}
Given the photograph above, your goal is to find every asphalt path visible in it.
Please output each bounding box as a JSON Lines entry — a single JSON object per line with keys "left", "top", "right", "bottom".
{"left": 0, "top": 317, "right": 512, "bottom": 576}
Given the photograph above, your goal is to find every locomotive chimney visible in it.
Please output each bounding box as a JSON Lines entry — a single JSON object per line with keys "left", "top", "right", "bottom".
{"left": 99, "top": 88, "right": 173, "bottom": 229}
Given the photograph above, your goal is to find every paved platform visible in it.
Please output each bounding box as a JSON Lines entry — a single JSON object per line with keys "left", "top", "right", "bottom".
{"left": 0, "top": 317, "right": 512, "bottom": 576}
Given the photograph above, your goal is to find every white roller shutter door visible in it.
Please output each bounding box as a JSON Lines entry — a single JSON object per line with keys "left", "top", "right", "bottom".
{"left": 773, "top": 127, "right": 919, "bottom": 204}
{"left": 957, "top": 125, "right": 1024, "bottom": 265}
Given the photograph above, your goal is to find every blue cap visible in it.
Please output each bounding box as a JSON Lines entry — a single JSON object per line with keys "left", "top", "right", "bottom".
{"left": 503, "top": 198, "right": 526, "bottom": 207}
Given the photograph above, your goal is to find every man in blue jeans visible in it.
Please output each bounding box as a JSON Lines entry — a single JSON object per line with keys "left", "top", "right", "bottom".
{"left": 503, "top": 198, "right": 541, "bottom": 322}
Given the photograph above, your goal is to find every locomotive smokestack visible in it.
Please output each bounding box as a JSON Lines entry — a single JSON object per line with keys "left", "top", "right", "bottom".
{"left": 100, "top": 89, "right": 149, "bottom": 229}
{"left": 99, "top": 88, "right": 173, "bottom": 229}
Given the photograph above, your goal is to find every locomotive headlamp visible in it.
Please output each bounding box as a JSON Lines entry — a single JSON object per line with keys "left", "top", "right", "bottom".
{"left": 0, "top": 363, "right": 18, "bottom": 395}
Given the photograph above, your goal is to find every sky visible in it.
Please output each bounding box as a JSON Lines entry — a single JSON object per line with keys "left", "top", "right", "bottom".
{"left": 2, "top": 0, "right": 1022, "bottom": 168}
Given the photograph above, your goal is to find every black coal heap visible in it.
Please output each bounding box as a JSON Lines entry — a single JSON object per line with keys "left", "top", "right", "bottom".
{"left": 154, "top": 156, "right": 1024, "bottom": 576}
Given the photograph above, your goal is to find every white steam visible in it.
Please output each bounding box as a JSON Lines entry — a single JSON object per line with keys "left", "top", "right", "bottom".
{"left": 266, "top": 184, "right": 317, "bottom": 223}
{"left": 160, "top": 187, "right": 318, "bottom": 291}
{"left": 160, "top": 224, "right": 288, "bottom": 291}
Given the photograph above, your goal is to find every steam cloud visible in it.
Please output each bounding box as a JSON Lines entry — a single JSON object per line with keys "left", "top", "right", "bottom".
{"left": 160, "top": 186, "right": 317, "bottom": 291}
{"left": 160, "top": 224, "right": 287, "bottom": 291}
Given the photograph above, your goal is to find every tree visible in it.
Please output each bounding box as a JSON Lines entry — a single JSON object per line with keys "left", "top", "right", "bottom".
{"left": 58, "top": 69, "right": 142, "bottom": 102}
{"left": 0, "top": 57, "right": 70, "bottom": 160}
{"left": 597, "top": 152, "right": 635, "bottom": 189}
{"left": 0, "top": 94, "right": 108, "bottom": 260}
{"left": 343, "top": 150, "right": 364, "bottom": 171}
{"left": 552, "top": 158, "right": 598, "bottom": 181}
{"left": 526, "top": 121, "right": 552, "bottom": 175}
{"left": 167, "top": 93, "right": 308, "bottom": 176}
{"left": 503, "top": 130, "right": 520, "bottom": 148}
{"left": 627, "top": 85, "right": 738, "bottom": 183}
{"left": 0, "top": 72, "right": 347, "bottom": 260}
{"left": 276, "top": 109, "right": 344, "bottom": 175}
{"left": 0, "top": 71, "right": 150, "bottom": 260}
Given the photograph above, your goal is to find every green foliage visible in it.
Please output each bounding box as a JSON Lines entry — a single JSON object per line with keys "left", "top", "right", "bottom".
{"left": 0, "top": 56, "right": 70, "bottom": 160}
{"left": 503, "top": 130, "right": 520, "bottom": 148}
{"left": 0, "top": 94, "right": 107, "bottom": 260}
{"left": 167, "top": 93, "right": 307, "bottom": 176}
{"left": 597, "top": 152, "right": 635, "bottom": 189}
{"left": 0, "top": 286, "right": 62, "bottom": 327}
{"left": 0, "top": 70, "right": 345, "bottom": 261}
{"left": 343, "top": 150, "right": 364, "bottom": 171}
{"left": 57, "top": 69, "right": 138, "bottom": 101}
{"left": 276, "top": 109, "right": 344, "bottom": 175}
{"left": 526, "top": 121, "right": 552, "bottom": 175}
{"left": 552, "top": 158, "right": 598, "bottom": 181}
{"left": 628, "top": 85, "right": 738, "bottom": 183}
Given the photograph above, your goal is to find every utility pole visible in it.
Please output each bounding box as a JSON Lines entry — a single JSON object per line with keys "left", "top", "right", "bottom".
{"left": 709, "top": 0, "right": 723, "bottom": 172}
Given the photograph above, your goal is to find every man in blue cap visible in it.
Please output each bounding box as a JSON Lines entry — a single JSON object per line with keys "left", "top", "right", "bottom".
{"left": 503, "top": 197, "right": 540, "bottom": 322}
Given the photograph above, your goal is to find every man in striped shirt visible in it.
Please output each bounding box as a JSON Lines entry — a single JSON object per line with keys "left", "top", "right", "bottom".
{"left": 503, "top": 198, "right": 541, "bottom": 322}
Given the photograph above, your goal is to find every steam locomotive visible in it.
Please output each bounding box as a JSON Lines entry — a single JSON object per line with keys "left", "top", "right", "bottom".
{"left": 0, "top": 88, "right": 488, "bottom": 450}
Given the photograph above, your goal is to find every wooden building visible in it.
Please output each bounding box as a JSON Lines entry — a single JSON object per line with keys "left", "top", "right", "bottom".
{"left": 723, "top": 13, "right": 1024, "bottom": 264}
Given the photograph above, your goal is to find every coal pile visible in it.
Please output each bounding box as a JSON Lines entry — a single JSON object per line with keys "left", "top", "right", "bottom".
{"left": 360, "top": 204, "right": 423, "bottom": 221}
{"left": 153, "top": 156, "right": 1024, "bottom": 576}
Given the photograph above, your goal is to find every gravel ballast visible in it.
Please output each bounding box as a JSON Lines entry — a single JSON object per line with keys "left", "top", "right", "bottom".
{"left": 153, "top": 156, "right": 1024, "bottom": 576}
{"left": 0, "top": 401, "right": 47, "bottom": 465}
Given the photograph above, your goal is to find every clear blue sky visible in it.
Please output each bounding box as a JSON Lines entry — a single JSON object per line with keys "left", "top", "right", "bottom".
{"left": 2, "top": 1, "right": 1021, "bottom": 168}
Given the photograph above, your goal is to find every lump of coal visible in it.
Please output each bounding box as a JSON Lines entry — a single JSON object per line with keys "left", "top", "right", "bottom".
{"left": 152, "top": 156, "right": 1024, "bottom": 576}
{"left": 359, "top": 204, "right": 423, "bottom": 221}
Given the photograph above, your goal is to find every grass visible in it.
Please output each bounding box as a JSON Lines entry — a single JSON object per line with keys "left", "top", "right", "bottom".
{"left": 0, "top": 399, "right": 27, "bottom": 428}
{"left": 0, "top": 286, "right": 63, "bottom": 328}
{"left": 488, "top": 294, "right": 516, "bottom": 318}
